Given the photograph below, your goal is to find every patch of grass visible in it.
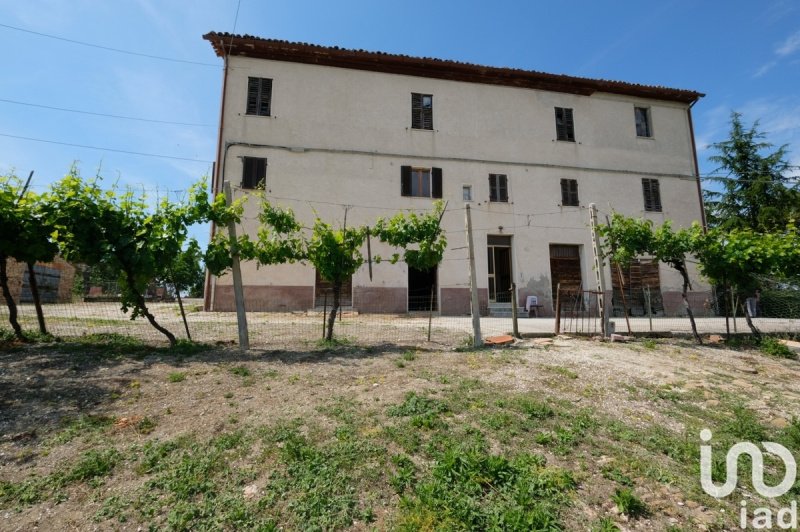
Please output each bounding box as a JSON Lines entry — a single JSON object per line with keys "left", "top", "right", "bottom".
{"left": 611, "top": 488, "right": 649, "bottom": 518}
{"left": 601, "top": 465, "right": 633, "bottom": 487}
{"left": 229, "top": 366, "right": 251, "bottom": 377}
{"left": 135, "top": 417, "right": 157, "bottom": 435}
{"left": 402, "top": 350, "right": 417, "bottom": 361}
{"left": 545, "top": 365, "right": 579, "bottom": 379}
{"left": 724, "top": 404, "right": 766, "bottom": 442}
{"left": 64, "top": 448, "right": 121, "bottom": 484}
{"left": 168, "top": 372, "right": 186, "bottom": 383}
{"left": 51, "top": 414, "right": 114, "bottom": 445}
{"left": 387, "top": 392, "right": 449, "bottom": 429}
{"left": 641, "top": 339, "right": 658, "bottom": 349}
{"left": 0, "top": 328, "right": 16, "bottom": 344}
{"left": 760, "top": 337, "right": 795, "bottom": 359}
{"left": 396, "top": 441, "right": 574, "bottom": 530}
{"left": 515, "top": 397, "right": 555, "bottom": 420}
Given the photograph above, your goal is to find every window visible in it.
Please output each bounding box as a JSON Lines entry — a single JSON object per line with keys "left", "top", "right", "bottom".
{"left": 401, "top": 166, "right": 442, "bottom": 198}
{"left": 642, "top": 178, "right": 662, "bottom": 212}
{"left": 635, "top": 107, "right": 651, "bottom": 137}
{"left": 555, "top": 107, "right": 575, "bottom": 141}
{"left": 489, "top": 174, "right": 508, "bottom": 202}
{"left": 411, "top": 93, "right": 433, "bottom": 130}
{"left": 246, "top": 77, "right": 272, "bottom": 116}
{"left": 462, "top": 185, "right": 472, "bottom": 201}
{"left": 242, "top": 157, "right": 267, "bottom": 189}
{"left": 560, "top": 179, "right": 579, "bottom": 206}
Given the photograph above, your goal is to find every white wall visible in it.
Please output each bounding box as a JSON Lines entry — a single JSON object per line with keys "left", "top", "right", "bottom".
{"left": 212, "top": 56, "right": 706, "bottom": 310}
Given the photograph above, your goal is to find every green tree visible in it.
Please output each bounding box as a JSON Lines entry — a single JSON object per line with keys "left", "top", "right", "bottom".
{"left": 600, "top": 214, "right": 703, "bottom": 343}
{"left": 44, "top": 169, "right": 213, "bottom": 346}
{"left": 693, "top": 224, "right": 800, "bottom": 337}
{"left": 0, "top": 174, "right": 58, "bottom": 339}
{"left": 705, "top": 112, "right": 799, "bottom": 231}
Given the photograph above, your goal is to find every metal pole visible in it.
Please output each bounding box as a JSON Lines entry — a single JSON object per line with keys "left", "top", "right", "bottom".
{"left": 427, "top": 283, "right": 434, "bottom": 342}
{"left": 644, "top": 286, "right": 653, "bottom": 332}
{"left": 465, "top": 205, "right": 482, "bottom": 347}
{"left": 224, "top": 181, "right": 249, "bottom": 349}
{"left": 554, "top": 282, "right": 561, "bottom": 335}
{"left": 510, "top": 282, "right": 520, "bottom": 338}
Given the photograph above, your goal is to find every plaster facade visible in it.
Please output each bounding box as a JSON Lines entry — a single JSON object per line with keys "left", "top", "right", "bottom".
{"left": 204, "top": 34, "right": 708, "bottom": 316}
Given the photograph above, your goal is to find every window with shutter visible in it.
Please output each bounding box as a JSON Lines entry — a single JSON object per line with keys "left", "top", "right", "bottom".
{"left": 246, "top": 77, "right": 272, "bottom": 116}
{"left": 411, "top": 93, "right": 433, "bottom": 130}
{"left": 555, "top": 107, "right": 575, "bottom": 141}
{"left": 401, "top": 166, "right": 442, "bottom": 197}
{"left": 489, "top": 174, "right": 508, "bottom": 202}
{"left": 242, "top": 157, "right": 267, "bottom": 189}
{"left": 642, "top": 178, "right": 662, "bottom": 212}
{"left": 635, "top": 107, "right": 651, "bottom": 137}
{"left": 560, "top": 179, "right": 579, "bottom": 206}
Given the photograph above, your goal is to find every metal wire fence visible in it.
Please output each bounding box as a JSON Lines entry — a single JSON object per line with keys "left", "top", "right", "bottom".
{"left": 1, "top": 260, "right": 798, "bottom": 347}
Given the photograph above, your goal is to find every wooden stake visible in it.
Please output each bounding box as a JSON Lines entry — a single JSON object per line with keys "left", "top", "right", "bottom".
{"left": 224, "top": 182, "right": 249, "bottom": 349}
{"left": 465, "top": 205, "right": 482, "bottom": 346}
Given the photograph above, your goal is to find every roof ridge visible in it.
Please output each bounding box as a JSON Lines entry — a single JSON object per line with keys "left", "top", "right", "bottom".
{"left": 202, "top": 32, "right": 703, "bottom": 103}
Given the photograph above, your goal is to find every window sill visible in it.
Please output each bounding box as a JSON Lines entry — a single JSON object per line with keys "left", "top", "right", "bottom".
{"left": 408, "top": 127, "right": 436, "bottom": 132}
{"left": 636, "top": 135, "right": 655, "bottom": 140}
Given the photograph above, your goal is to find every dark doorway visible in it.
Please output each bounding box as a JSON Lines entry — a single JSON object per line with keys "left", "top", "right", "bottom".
{"left": 488, "top": 235, "right": 512, "bottom": 303}
{"left": 314, "top": 270, "right": 352, "bottom": 307}
{"left": 408, "top": 266, "right": 437, "bottom": 311}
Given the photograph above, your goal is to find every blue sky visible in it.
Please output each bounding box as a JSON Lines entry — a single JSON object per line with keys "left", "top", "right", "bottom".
{"left": 1, "top": 0, "right": 798, "bottom": 244}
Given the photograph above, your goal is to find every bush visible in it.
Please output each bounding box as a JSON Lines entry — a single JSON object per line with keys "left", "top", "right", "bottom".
{"left": 760, "top": 337, "right": 796, "bottom": 359}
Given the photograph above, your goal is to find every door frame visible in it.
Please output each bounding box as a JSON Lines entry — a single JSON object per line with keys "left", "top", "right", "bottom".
{"left": 487, "top": 235, "right": 513, "bottom": 303}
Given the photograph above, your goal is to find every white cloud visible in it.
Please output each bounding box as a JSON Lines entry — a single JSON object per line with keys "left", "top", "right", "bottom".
{"left": 776, "top": 29, "right": 800, "bottom": 56}
{"left": 753, "top": 60, "right": 777, "bottom": 78}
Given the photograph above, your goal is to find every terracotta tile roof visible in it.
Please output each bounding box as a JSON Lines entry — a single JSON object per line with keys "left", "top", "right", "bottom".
{"left": 203, "top": 32, "right": 703, "bottom": 104}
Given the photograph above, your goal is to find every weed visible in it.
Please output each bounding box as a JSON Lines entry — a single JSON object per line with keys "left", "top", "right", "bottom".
{"left": 612, "top": 488, "right": 648, "bottom": 518}
{"left": 169, "top": 372, "right": 186, "bottom": 383}
{"left": 395, "top": 360, "right": 406, "bottom": 368}
{"left": 223, "top": 392, "right": 234, "bottom": 399}
{"left": 592, "top": 516, "right": 621, "bottom": 531}
{"left": 402, "top": 350, "right": 417, "bottom": 361}
{"left": 760, "top": 337, "right": 795, "bottom": 359}
{"left": 388, "top": 392, "right": 449, "bottom": 418}
{"left": 390, "top": 454, "right": 417, "bottom": 494}
{"left": 264, "top": 369, "right": 279, "bottom": 378}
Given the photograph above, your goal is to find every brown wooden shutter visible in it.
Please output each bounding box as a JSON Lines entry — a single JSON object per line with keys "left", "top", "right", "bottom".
{"left": 258, "top": 78, "right": 272, "bottom": 116}
{"left": 246, "top": 78, "right": 259, "bottom": 115}
{"left": 432, "top": 167, "right": 443, "bottom": 198}
{"left": 642, "top": 179, "right": 662, "bottom": 212}
{"left": 411, "top": 93, "right": 422, "bottom": 129}
{"left": 498, "top": 174, "right": 508, "bottom": 202}
{"left": 401, "top": 166, "right": 412, "bottom": 196}
{"left": 564, "top": 108, "right": 574, "bottom": 141}
{"left": 489, "top": 174, "right": 497, "bottom": 202}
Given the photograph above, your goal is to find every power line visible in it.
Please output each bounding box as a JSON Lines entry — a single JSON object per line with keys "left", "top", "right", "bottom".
{"left": 0, "top": 132, "right": 213, "bottom": 163}
{"left": 0, "top": 98, "right": 214, "bottom": 127}
{"left": 0, "top": 22, "right": 219, "bottom": 67}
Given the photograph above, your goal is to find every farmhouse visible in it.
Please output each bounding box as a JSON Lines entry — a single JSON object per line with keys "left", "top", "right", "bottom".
{"left": 202, "top": 32, "right": 707, "bottom": 317}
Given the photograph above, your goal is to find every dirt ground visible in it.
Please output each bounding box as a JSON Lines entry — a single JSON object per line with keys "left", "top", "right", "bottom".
{"left": 1, "top": 335, "right": 799, "bottom": 530}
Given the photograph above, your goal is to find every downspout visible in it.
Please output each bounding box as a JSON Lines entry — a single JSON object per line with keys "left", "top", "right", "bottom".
{"left": 687, "top": 100, "right": 707, "bottom": 231}
{"left": 204, "top": 41, "right": 230, "bottom": 311}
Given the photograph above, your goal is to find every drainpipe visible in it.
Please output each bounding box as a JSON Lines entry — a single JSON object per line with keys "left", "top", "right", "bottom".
{"left": 204, "top": 41, "right": 231, "bottom": 311}
{"left": 687, "top": 100, "right": 707, "bottom": 231}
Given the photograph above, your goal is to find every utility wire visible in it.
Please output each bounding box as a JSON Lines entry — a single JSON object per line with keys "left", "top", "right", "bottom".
{"left": 0, "top": 98, "right": 214, "bottom": 127}
{"left": 0, "top": 22, "right": 219, "bottom": 67}
{"left": 0, "top": 132, "right": 213, "bottom": 163}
